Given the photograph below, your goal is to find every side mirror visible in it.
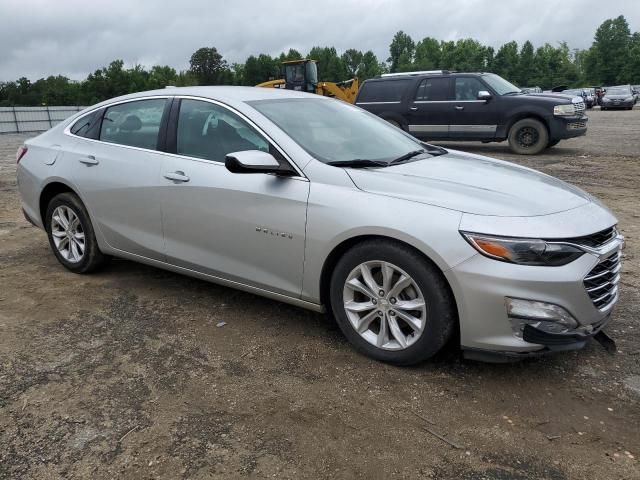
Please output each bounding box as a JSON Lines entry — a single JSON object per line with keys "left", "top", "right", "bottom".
{"left": 477, "top": 90, "right": 492, "bottom": 101}
{"left": 225, "top": 150, "right": 293, "bottom": 175}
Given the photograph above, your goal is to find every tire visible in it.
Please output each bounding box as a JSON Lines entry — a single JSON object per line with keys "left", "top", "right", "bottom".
{"left": 507, "top": 118, "right": 549, "bottom": 155}
{"left": 547, "top": 139, "right": 560, "bottom": 148}
{"left": 45, "top": 192, "right": 110, "bottom": 273}
{"left": 329, "top": 239, "right": 456, "bottom": 365}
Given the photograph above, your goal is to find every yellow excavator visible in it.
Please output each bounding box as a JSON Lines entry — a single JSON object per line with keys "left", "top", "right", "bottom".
{"left": 256, "top": 59, "right": 359, "bottom": 104}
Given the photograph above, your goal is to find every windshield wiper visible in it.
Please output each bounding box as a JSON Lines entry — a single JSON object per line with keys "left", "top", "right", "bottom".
{"left": 327, "top": 159, "right": 389, "bottom": 168}
{"left": 389, "top": 150, "right": 426, "bottom": 165}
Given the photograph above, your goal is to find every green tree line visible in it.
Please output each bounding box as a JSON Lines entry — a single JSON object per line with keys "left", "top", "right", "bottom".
{"left": 1, "top": 15, "right": 638, "bottom": 107}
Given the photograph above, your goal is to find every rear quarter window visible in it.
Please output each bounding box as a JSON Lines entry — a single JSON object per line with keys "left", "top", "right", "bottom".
{"left": 357, "top": 80, "right": 410, "bottom": 103}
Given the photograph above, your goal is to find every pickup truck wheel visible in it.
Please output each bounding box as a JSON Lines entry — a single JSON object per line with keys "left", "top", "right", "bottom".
{"left": 329, "top": 240, "right": 456, "bottom": 365}
{"left": 508, "top": 118, "right": 548, "bottom": 155}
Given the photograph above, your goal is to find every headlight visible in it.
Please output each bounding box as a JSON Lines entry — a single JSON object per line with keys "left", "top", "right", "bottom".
{"left": 602, "top": 97, "right": 611, "bottom": 102}
{"left": 553, "top": 104, "right": 576, "bottom": 116}
{"left": 461, "top": 232, "right": 584, "bottom": 266}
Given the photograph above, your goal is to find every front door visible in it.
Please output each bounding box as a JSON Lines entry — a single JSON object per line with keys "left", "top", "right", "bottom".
{"left": 71, "top": 97, "right": 169, "bottom": 260}
{"left": 406, "top": 77, "right": 453, "bottom": 140}
{"left": 160, "top": 98, "right": 309, "bottom": 298}
{"left": 449, "top": 77, "right": 498, "bottom": 139}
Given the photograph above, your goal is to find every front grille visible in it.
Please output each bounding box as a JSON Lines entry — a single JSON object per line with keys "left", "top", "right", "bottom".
{"left": 573, "top": 100, "right": 586, "bottom": 116}
{"left": 568, "top": 121, "right": 587, "bottom": 129}
{"left": 560, "top": 226, "right": 617, "bottom": 249}
{"left": 583, "top": 251, "right": 622, "bottom": 310}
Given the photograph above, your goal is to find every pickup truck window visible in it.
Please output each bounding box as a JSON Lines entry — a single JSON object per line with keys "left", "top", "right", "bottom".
{"left": 415, "top": 78, "right": 450, "bottom": 101}
{"left": 358, "top": 80, "right": 410, "bottom": 103}
{"left": 455, "top": 78, "right": 486, "bottom": 100}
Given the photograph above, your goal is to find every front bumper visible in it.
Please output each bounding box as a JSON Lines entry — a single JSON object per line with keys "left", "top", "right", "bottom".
{"left": 444, "top": 226, "right": 623, "bottom": 358}
{"left": 602, "top": 101, "right": 634, "bottom": 109}
{"left": 549, "top": 114, "right": 588, "bottom": 140}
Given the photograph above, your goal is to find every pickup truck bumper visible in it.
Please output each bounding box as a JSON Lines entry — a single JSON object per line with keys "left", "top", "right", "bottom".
{"left": 549, "top": 115, "right": 588, "bottom": 140}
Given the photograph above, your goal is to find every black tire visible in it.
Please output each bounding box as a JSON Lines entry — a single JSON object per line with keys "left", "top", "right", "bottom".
{"left": 507, "top": 118, "right": 549, "bottom": 155}
{"left": 601, "top": 107, "right": 607, "bottom": 111}
{"left": 329, "top": 239, "right": 456, "bottom": 365}
{"left": 45, "top": 192, "right": 110, "bottom": 273}
{"left": 547, "top": 139, "right": 560, "bottom": 148}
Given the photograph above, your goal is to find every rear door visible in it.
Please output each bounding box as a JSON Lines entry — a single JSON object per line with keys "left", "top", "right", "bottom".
{"left": 160, "top": 98, "right": 309, "bottom": 298}
{"left": 449, "top": 76, "right": 498, "bottom": 139}
{"left": 71, "top": 97, "right": 169, "bottom": 260}
{"left": 406, "top": 77, "right": 453, "bottom": 139}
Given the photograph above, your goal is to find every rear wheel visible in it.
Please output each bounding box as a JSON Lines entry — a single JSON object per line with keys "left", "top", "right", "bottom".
{"left": 329, "top": 240, "right": 456, "bottom": 365}
{"left": 508, "top": 118, "right": 548, "bottom": 155}
{"left": 45, "top": 192, "right": 110, "bottom": 273}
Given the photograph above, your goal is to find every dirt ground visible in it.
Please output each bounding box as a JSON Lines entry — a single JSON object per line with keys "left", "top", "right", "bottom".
{"left": 0, "top": 108, "right": 639, "bottom": 480}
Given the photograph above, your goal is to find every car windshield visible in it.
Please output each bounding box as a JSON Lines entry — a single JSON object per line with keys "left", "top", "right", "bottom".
{"left": 481, "top": 73, "right": 521, "bottom": 95}
{"left": 606, "top": 87, "right": 630, "bottom": 96}
{"left": 249, "top": 98, "right": 429, "bottom": 164}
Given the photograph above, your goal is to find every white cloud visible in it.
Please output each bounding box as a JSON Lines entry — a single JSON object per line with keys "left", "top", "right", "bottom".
{"left": 0, "top": 0, "right": 638, "bottom": 80}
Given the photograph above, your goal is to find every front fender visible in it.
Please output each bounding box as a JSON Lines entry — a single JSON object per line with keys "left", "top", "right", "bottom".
{"left": 300, "top": 181, "right": 474, "bottom": 303}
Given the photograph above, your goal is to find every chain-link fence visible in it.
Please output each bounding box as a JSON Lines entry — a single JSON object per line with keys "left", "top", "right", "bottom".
{"left": 0, "top": 106, "right": 85, "bottom": 134}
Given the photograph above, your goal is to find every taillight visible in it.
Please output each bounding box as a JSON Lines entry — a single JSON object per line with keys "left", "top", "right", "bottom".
{"left": 16, "top": 145, "right": 28, "bottom": 164}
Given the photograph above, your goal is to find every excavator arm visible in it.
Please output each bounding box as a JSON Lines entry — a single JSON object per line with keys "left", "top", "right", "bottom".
{"left": 316, "top": 78, "right": 360, "bottom": 104}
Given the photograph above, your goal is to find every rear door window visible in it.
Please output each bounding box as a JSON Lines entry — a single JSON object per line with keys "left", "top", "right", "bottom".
{"left": 357, "top": 80, "right": 410, "bottom": 103}
{"left": 70, "top": 109, "right": 103, "bottom": 139}
{"left": 415, "top": 78, "right": 451, "bottom": 101}
{"left": 99, "top": 98, "right": 166, "bottom": 150}
{"left": 176, "top": 99, "right": 269, "bottom": 162}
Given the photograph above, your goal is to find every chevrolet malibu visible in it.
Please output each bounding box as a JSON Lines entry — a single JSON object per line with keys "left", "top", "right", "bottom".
{"left": 16, "top": 87, "right": 624, "bottom": 364}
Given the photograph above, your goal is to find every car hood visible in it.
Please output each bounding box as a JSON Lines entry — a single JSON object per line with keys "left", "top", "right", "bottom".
{"left": 603, "top": 94, "right": 631, "bottom": 100}
{"left": 345, "top": 150, "right": 592, "bottom": 217}
{"left": 527, "top": 92, "right": 577, "bottom": 103}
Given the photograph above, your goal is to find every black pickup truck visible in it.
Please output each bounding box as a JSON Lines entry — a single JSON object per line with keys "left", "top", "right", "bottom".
{"left": 355, "top": 71, "right": 587, "bottom": 154}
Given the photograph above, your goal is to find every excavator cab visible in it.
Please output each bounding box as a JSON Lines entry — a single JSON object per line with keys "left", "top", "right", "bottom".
{"left": 281, "top": 60, "right": 318, "bottom": 93}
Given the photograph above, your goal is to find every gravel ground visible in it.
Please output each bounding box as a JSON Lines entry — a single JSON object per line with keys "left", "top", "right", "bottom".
{"left": 0, "top": 108, "right": 639, "bottom": 480}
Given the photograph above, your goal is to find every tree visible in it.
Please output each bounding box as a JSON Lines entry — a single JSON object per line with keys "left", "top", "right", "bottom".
{"left": 189, "top": 47, "right": 229, "bottom": 85}
{"left": 342, "top": 49, "right": 363, "bottom": 77}
{"left": 414, "top": 37, "right": 440, "bottom": 70}
{"left": 517, "top": 41, "right": 536, "bottom": 86}
{"left": 624, "top": 32, "right": 640, "bottom": 84}
{"left": 308, "top": 46, "right": 348, "bottom": 82}
{"left": 492, "top": 41, "right": 519, "bottom": 82}
{"left": 360, "top": 51, "right": 382, "bottom": 80}
{"left": 388, "top": 31, "right": 415, "bottom": 72}
{"left": 585, "top": 16, "right": 632, "bottom": 85}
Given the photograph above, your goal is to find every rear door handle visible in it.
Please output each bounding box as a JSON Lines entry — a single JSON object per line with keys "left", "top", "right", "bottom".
{"left": 409, "top": 106, "right": 418, "bottom": 111}
{"left": 79, "top": 155, "right": 99, "bottom": 165}
{"left": 163, "top": 171, "right": 190, "bottom": 182}
{"left": 455, "top": 105, "right": 465, "bottom": 111}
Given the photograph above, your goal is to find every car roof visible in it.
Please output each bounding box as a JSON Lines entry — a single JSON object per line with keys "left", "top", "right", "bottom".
{"left": 87, "top": 86, "right": 317, "bottom": 110}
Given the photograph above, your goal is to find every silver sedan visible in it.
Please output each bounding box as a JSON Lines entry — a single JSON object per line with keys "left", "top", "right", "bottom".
{"left": 16, "top": 87, "right": 624, "bottom": 364}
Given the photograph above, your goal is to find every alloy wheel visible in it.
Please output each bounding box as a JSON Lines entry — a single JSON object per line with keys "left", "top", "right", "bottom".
{"left": 51, "top": 206, "right": 85, "bottom": 263}
{"left": 342, "top": 261, "right": 427, "bottom": 350}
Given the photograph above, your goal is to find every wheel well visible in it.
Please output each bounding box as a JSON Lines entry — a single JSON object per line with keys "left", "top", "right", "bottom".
{"left": 506, "top": 114, "right": 550, "bottom": 138}
{"left": 319, "top": 235, "right": 458, "bottom": 318}
{"left": 39, "top": 182, "right": 77, "bottom": 223}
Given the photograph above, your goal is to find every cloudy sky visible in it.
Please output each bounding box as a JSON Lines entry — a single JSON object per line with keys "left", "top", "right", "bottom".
{"left": 0, "top": 0, "right": 638, "bottom": 81}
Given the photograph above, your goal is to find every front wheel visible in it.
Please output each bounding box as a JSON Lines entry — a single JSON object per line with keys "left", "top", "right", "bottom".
{"left": 507, "top": 118, "right": 549, "bottom": 155}
{"left": 329, "top": 240, "right": 456, "bottom": 365}
{"left": 45, "top": 192, "right": 110, "bottom": 273}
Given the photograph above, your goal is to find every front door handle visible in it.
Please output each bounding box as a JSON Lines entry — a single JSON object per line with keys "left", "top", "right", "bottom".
{"left": 409, "top": 106, "right": 418, "bottom": 111}
{"left": 455, "top": 105, "right": 465, "bottom": 111}
{"left": 79, "top": 155, "right": 99, "bottom": 165}
{"left": 163, "top": 171, "right": 190, "bottom": 182}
